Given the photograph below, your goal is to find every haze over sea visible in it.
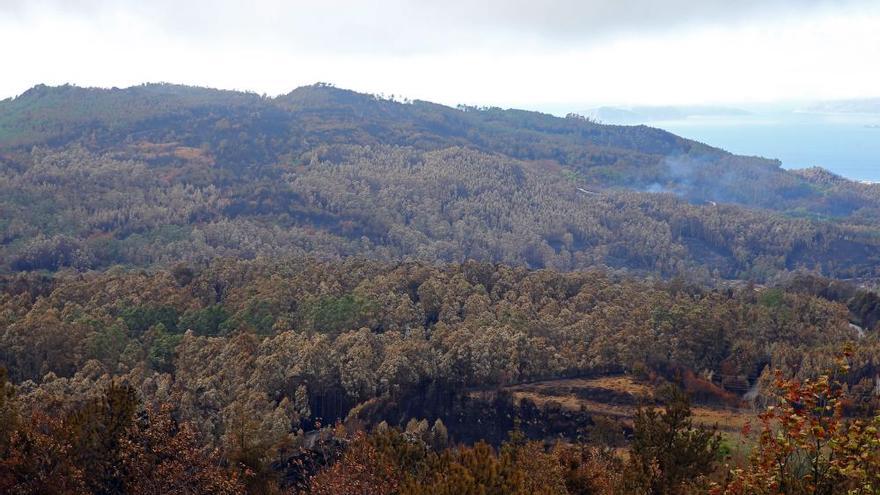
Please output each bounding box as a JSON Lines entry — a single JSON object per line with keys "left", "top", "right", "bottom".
{"left": 651, "top": 113, "right": 880, "bottom": 183}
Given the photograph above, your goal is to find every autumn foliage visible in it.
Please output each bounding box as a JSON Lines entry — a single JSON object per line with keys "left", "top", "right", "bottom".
{"left": 717, "top": 353, "right": 880, "bottom": 495}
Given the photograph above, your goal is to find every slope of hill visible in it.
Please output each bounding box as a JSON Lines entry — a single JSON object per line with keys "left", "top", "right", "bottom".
{"left": 1, "top": 83, "right": 879, "bottom": 280}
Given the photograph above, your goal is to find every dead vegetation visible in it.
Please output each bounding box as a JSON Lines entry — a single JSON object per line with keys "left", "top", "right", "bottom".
{"left": 501, "top": 376, "right": 753, "bottom": 433}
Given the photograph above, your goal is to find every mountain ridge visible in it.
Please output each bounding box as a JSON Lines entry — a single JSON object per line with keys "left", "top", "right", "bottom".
{"left": 5, "top": 82, "right": 873, "bottom": 214}
{"left": 1, "top": 82, "right": 878, "bottom": 280}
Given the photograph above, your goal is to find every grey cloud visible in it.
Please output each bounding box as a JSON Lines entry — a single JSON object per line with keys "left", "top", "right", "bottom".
{"left": 1, "top": 0, "right": 870, "bottom": 53}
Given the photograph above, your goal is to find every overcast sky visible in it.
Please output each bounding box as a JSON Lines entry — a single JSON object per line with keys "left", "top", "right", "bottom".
{"left": 1, "top": 0, "right": 879, "bottom": 109}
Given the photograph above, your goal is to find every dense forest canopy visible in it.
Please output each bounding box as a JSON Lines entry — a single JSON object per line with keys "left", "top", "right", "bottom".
{"left": 1, "top": 83, "right": 879, "bottom": 281}
{"left": 1, "top": 260, "right": 879, "bottom": 492}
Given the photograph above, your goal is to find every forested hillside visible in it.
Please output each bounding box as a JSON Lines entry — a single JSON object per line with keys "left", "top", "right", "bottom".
{"left": 2, "top": 83, "right": 879, "bottom": 280}
{"left": 2, "top": 260, "right": 880, "bottom": 492}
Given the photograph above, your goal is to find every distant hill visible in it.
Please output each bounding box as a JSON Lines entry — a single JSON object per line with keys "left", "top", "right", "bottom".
{"left": 1, "top": 83, "right": 878, "bottom": 280}
{"left": 806, "top": 98, "right": 880, "bottom": 114}
{"left": 588, "top": 105, "right": 750, "bottom": 124}
{"left": 0, "top": 82, "right": 704, "bottom": 160}
{"left": 3, "top": 83, "right": 874, "bottom": 213}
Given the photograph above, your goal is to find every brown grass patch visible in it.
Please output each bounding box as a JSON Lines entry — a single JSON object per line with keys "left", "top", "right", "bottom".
{"left": 502, "top": 376, "right": 753, "bottom": 433}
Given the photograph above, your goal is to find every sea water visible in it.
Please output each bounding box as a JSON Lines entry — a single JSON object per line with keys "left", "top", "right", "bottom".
{"left": 653, "top": 113, "right": 880, "bottom": 182}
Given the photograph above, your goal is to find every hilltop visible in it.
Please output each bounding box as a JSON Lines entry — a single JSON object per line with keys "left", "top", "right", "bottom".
{"left": 1, "top": 83, "right": 879, "bottom": 280}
